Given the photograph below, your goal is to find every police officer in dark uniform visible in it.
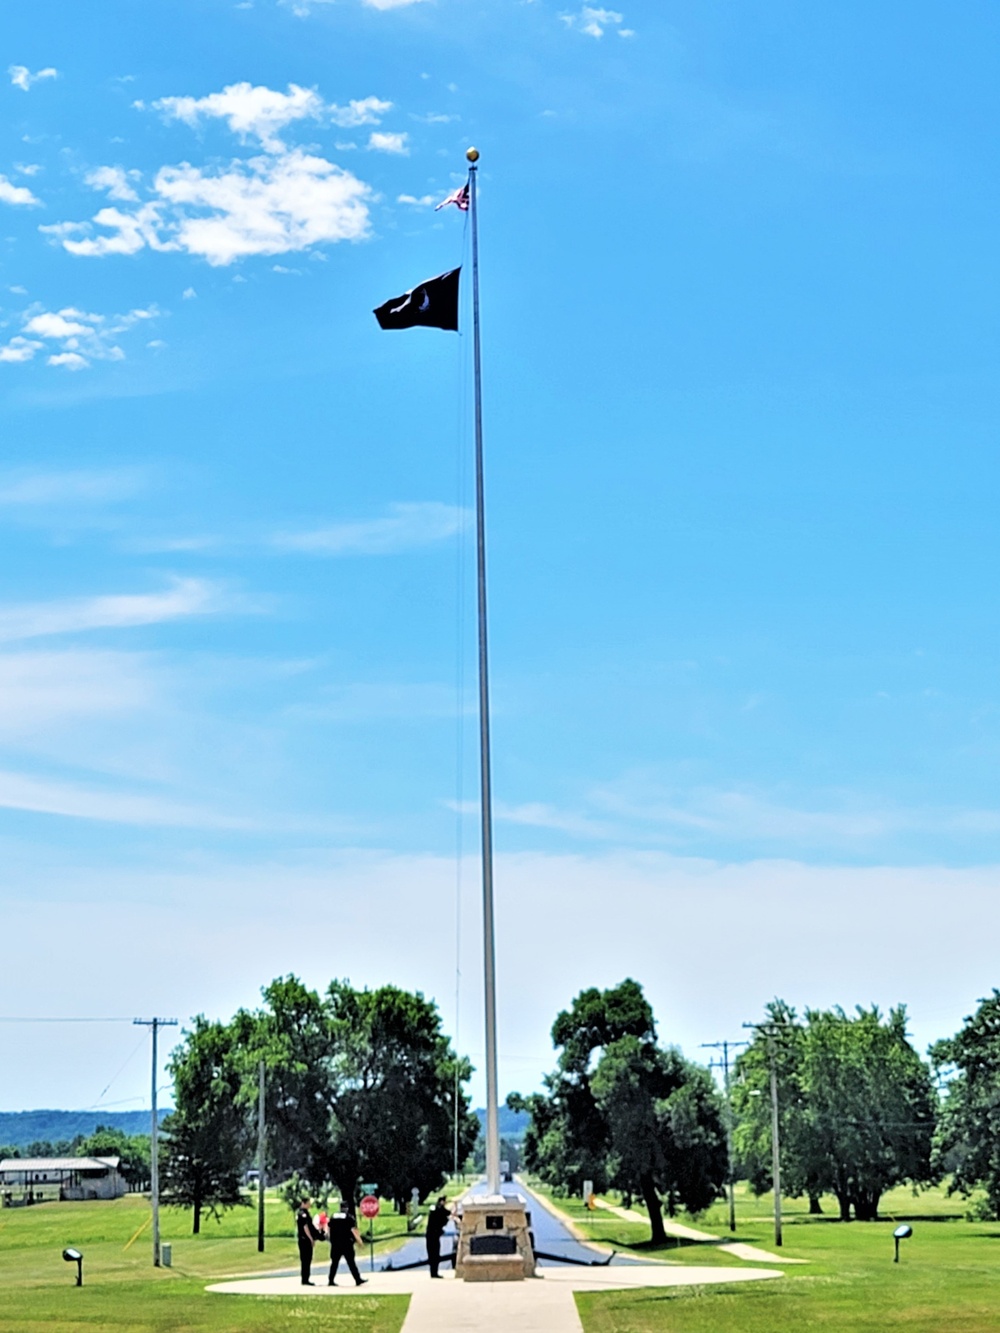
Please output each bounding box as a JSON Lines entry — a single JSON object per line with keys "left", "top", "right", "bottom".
{"left": 426, "top": 1196, "right": 452, "bottom": 1278}
{"left": 328, "top": 1200, "right": 367, "bottom": 1286}
{"left": 295, "top": 1198, "right": 321, "bottom": 1285}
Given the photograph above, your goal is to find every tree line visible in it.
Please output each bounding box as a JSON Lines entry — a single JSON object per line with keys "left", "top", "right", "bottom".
{"left": 509, "top": 980, "right": 1000, "bottom": 1239}
{"left": 160, "top": 975, "right": 480, "bottom": 1232}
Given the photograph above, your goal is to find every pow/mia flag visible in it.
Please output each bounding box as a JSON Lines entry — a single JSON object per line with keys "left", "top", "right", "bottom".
{"left": 373, "top": 267, "right": 460, "bottom": 332}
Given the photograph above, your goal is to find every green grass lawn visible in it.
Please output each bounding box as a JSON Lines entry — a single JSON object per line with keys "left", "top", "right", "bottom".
{"left": 0, "top": 1191, "right": 410, "bottom": 1333}
{"left": 524, "top": 1180, "right": 1000, "bottom": 1332}
{"left": 5, "top": 1182, "right": 1000, "bottom": 1331}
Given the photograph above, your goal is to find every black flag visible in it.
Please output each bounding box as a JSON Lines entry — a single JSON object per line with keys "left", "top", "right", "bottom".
{"left": 374, "top": 267, "right": 460, "bottom": 332}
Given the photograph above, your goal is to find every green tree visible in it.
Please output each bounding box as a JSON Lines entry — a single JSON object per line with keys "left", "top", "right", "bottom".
{"left": 511, "top": 979, "right": 727, "bottom": 1244}
{"left": 932, "top": 990, "right": 1000, "bottom": 1219}
{"left": 591, "top": 1036, "right": 727, "bottom": 1241}
{"left": 735, "top": 1002, "right": 937, "bottom": 1221}
{"left": 76, "top": 1126, "right": 150, "bottom": 1188}
{"left": 234, "top": 975, "right": 478, "bottom": 1204}
{"left": 731, "top": 1001, "right": 815, "bottom": 1202}
{"left": 161, "top": 1017, "right": 253, "bottom": 1233}
{"left": 26, "top": 1138, "right": 78, "bottom": 1156}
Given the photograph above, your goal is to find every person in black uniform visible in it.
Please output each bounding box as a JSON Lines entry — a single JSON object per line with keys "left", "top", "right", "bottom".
{"left": 328, "top": 1200, "right": 367, "bottom": 1286}
{"left": 295, "top": 1198, "right": 321, "bottom": 1285}
{"left": 425, "top": 1196, "right": 452, "bottom": 1278}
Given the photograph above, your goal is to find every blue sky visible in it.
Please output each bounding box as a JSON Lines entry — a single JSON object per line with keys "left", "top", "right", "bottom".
{"left": 2, "top": 1, "right": 1000, "bottom": 1112}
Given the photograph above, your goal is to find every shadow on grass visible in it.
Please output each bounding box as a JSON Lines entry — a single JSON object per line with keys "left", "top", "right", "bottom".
{"left": 626, "top": 1236, "right": 726, "bottom": 1254}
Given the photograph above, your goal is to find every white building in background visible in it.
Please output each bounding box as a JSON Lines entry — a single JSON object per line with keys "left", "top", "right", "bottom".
{"left": 0, "top": 1156, "right": 127, "bottom": 1204}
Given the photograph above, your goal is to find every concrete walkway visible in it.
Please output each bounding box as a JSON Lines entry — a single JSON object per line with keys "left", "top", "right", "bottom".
{"left": 208, "top": 1263, "right": 785, "bottom": 1332}
{"left": 592, "top": 1197, "right": 807, "bottom": 1263}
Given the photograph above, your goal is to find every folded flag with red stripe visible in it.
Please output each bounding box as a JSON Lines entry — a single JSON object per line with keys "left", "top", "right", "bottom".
{"left": 434, "top": 183, "right": 469, "bottom": 212}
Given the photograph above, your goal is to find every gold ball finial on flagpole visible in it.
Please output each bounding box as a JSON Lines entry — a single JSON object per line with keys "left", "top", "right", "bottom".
{"left": 466, "top": 147, "right": 480, "bottom": 163}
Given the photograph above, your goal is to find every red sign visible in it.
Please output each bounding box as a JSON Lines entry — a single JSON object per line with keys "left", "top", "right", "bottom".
{"left": 360, "top": 1194, "right": 380, "bottom": 1219}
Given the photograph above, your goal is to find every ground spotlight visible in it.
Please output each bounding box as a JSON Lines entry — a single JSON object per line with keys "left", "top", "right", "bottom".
{"left": 62, "top": 1247, "right": 83, "bottom": 1286}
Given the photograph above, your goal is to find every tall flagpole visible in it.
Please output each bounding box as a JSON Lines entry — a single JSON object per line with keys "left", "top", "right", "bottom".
{"left": 466, "top": 146, "right": 501, "bottom": 1198}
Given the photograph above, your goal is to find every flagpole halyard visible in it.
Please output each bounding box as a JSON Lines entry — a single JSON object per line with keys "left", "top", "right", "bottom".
{"left": 467, "top": 146, "right": 501, "bottom": 1199}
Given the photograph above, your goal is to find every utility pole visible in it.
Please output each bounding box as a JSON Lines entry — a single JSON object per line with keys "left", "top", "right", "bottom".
{"left": 256, "top": 1059, "right": 266, "bottom": 1253}
{"left": 134, "top": 1017, "right": 178, "bottom": 1267}
{"left": 701, "top": 1040, "right": 747, "bottom": 1233}
{"left": 768, "top": 1032, "right": 782, "bottom": 1248}
{"left": 743, "top": 1021, "right": 785, "bottom": 1248}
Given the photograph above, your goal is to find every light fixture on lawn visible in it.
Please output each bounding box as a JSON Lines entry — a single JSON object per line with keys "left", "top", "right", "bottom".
{"left": 893, "top": 1224, "right": 913, "bottom": 1263}
{"left": 62, "top": 1247, "right": 83, "bottom": 1286}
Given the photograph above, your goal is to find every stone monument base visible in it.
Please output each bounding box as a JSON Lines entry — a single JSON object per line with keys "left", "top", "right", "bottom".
{"left": 455, "top": 1194, "right": 535, "bottom": 1282}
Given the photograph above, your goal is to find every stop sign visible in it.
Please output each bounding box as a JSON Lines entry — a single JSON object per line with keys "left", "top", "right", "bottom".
{"left": 360, "top": 1194, "right": 380, "bottom": 1219}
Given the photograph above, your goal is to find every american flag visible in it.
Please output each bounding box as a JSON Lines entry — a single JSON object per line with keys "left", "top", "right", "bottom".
{"left": 435, "top": 183, "right": 469, "bottom": 212}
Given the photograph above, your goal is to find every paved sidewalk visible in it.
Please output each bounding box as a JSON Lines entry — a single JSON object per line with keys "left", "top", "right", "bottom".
{"left": 208, "top": 1261, "right": 784, "bottom": 1331}
{"left": 591, "top": 1198, "right": 806, "bottom": 1264}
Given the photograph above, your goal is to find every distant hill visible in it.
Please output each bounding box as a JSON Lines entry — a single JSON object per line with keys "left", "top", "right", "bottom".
{"left": 2, "top": 1106, "right": 528, "bottom": 1152}
{"left": 474, "top": 1106, "right": 530, "bottom": 1140}
{"left": 0, "top": 1109, "right": 169, "bottom": 1149}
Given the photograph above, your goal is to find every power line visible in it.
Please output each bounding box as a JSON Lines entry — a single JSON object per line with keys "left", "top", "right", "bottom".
{"left": 701, "top": 1039, "right": 748, "bottom": 1233}
{"left": 95, "top": 1032, "right": 150, "bottom": 1102}
{"left": 0, "top": 1016, "right": 136, "bottom": 1023}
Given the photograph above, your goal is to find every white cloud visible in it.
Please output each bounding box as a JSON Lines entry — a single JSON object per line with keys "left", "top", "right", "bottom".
{"left": 496, "top": 801, "right": 619, "bottom": 840}
{"left": 154, "top": 82, "right": 326, "bottom": 151}
{"left": 1, "top": 304, "right": 160, "bottom": 369}
{"left": 368, "top": 131, "right": 409, "bottom": 154}
{"left": 85, "top": 165, "right": 140, "bottom": 202}
{"left": 43, "top": 204, "right": 167, "bottom": 258}
{"left": 278, "top": 0, "right": 430, "bottom": 13}
{"left": 0, "top": 468, "right": 144, "bottom": 506}
{"left": 0, "top": 769, "right": 248, "bottom": 828}
{"left": 46, "top": 84, "right": 379, "bottom": 267}
{"left": 0, "top": 336, "right": 42, "bottom": 364}
{"left": 451, "top": 798, "right": 617, "bottom": 840}
{"left": 154, "top": 150, "right": 370, "bottom": 265}
{"left": 278, "top": 0, "right": 332, "bottom": 16}
{"left": 331, "top": 96, "right": 394, "bottom": 128}
{"left": 0, "top": 650, "right": 151, "bottom": 735}
{"left": 14, "top": 163, "right": 41, "bottom": 176}
{"left": 25, "top": 311, "right": 92, "bottom": 339}
{"left": 561, "top": 5, "right": 630, "bottom": 37}
{"left": 123, "top": 534, "right": 221, "bottom": 554}
{"left": 3, "top": 849, "right": 998, "bottom": 1109}
{"left": 151, "top": 82, "right": 391, "bottom": 149}
{"left": 0, "top": 174, "right": 40, "bottom": 207}
{"left": 274, "top": 502, "right": 470, "bottom": 555}
{"left": 182, "top": 286, "right": 197, "bottom": 299}
{"left": 507, "top": 775, "right": 1000, "bottom": 859}
{"left": 47, "top": 351, "right": 89, "bottom": 371}
{"left": 8, "top": 65, "right": 58, "bottom": 92}
{"left": 397, "top": 193, "right": 436, "bottom": 207}
{"left": 0, "top": 578, "right": 225, "bottom": 643}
